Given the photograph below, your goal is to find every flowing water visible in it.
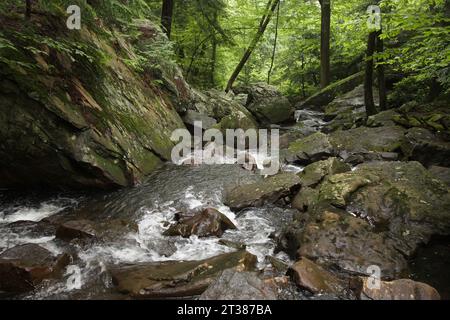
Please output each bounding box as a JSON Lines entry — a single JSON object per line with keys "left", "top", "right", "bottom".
{"left": 0, "top": 163, "right": 300, "bottom": 300}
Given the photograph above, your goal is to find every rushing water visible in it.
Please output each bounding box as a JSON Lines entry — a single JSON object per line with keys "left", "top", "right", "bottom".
{"left": 0, "top": 163, "right": 299, "bottom": 299}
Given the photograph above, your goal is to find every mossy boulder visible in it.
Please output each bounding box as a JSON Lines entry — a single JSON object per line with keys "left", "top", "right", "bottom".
{"left": 284, "top": 132, "right": 334, "bottom": 164}
{"left": 279, "top": 161, "right": 450, "bottom": 279}
{"left": 224, "top": 172, "right": 301, "bottom": 210}
{"left": 234, "top": 83, "right": 294, "bottom": 124}
{"left": 298, "top": 157, "right": 351, "bottom": 188}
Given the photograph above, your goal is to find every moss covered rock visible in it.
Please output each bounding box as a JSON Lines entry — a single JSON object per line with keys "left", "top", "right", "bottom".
{"left": 0, "top": 15, "right": 188, "bottom": 189}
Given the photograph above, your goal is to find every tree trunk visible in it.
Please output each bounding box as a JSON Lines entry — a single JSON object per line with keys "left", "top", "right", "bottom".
{"left": 161, "top": 0, "right": 175, "bottom": 39}
{"left": 267, "top": 1, "right": 280, "bottom": 84}
{"left": 319, "top": 0, "right": 331, "bottom": 88}
{"left": 365, "top": 31, "right": 378, "bottom": 117}
{"left": 210, "top": 35, "right": 217, "bottom": 86}
{"left": 376, "top": 30, "right": 387, "bottom": 111}
{"left": 25, "top": 0, "right": 32, "bottom": 19}
{"left": 225, "top": 0, "right": 280, "bottom": 92}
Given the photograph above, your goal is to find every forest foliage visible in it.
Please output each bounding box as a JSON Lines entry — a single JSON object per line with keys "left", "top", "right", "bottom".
{"left": 0, "top": 0, "right": 449, "bottom": 103}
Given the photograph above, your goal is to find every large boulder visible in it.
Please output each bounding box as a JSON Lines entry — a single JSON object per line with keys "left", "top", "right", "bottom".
{"left": 234, "top": 83, "right": 294, "bottom": 124}
{"left": 0, "top": 244, "right": 70, "bottom": 293}
{"left": 199, "top": 269, "right": 278, "bottom": 300}
{"left": 110, "top": 250, "right": 257, "bottom": 298}
{"left": 284, "top": 132, "right": 334, "bottom": 164}
{"left": 190, "top": 89, "right": 258, "bottom": 131}
{"left": 401, "top": 127, "right": 450, "bottom": 167}
{"left": 225, "top": 173, "right": 301, "bottom": 210}
{"left": 0, "top": 16, "right": 188, "bottom": 189}
{"left": 279, "top": 161, "right": 450, "bottom": 279}
{"left": 428, "top": 165, "right": 450, "bottom": 187}
{"left": 294, "top": 72, "right": 364, "bottom": 110}
{"left": 163, "top": 208, "right": 237, "bottom": 238}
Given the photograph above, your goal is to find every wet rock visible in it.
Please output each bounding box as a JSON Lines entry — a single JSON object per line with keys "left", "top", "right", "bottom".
{"left": 0, "top": 244, "right": 70, "bottom": 293}
{"left": 428, "top": 166, "right": 450, "bottom": 187}
{"left": 284, "top": 132, "right": 334, "bottom": 164}
{"left": 266, "top": 256, "right": 290, "bottom": 274}
{"left": 110, "top": 251, "right": 257, "bottom": 298}
{"left": 401, "top": 127, "right": 450, "bottom": 167}
{"left": 225, "top": 173, "right": 301, "bottom": 210}
{"left": 55, "top": 218, "right": 138, "bottom": 242}
{"left": 360, "top": 278, "right": 440, "bottom": 300}
{"left": 292, "top": 187, "right": 319, "bottom": 212}
{"left": 199, "top": 269, "right": 278, "bottom": 300}
{"left": 56, "top": 220, "right": 97, "bottom": 241}
{"left": 182, "top": 110, "right": 217, "bottom": 130}
{"left": 294, "top": 72, "right": 364, "bottom": 110}
{"left": 288, "top": 257, "right": 352, "bottom": 297}
{"left": 279, "top": 161, "right": 450, "bottom": 279}
{"left": 298, "top": 157, "right": 351, "bottom": 187}
{"left": 163, "top": 208, "right": 237, "bottom": 238}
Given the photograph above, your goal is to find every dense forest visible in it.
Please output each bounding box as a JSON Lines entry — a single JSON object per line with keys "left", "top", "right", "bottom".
{"left": 0, "top": 0, "right": 449, "bottom": 302}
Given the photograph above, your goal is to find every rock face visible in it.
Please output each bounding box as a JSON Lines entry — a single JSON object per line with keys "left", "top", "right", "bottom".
{"left": 199, "top": 269, "right": 278, "bottom": 300}
{"left": 163, "top": 208, "right": 237, "bottom": 238}
{"left": 279, "top": 161, "right": 450, "bottom": 279}
{"left": 0, "top": 244, "right": 70, "bottom": 293}
{"left": 0, "top": 16, "right": 188, "bottom": 189}
{"left": 360, "top": 278, "right": 440, "bottom": 300}
{"left": 225, "top": 173, "right": 301, "bottom": 210}
{"left": 234, "top": 83, "right": 294, "bottom": 124}
{"left": 288, "top": 257, "right": 352, "bottom": 297}
{"left": 110, "top": 251, "right": 257, "bottom": 298}
{"left": 295, "top": 72, "right": 364, "bottom": 110}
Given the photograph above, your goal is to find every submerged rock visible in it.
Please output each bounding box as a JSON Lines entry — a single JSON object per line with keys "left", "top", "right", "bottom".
{"left": 163, "top": 208, "right": 237, "bottom": 238}
{"left": 225, "top": 173, "right": 301, "bottom": 210}
{"left": 199, "top": 269, "right": 278, "bottom": 300}
{"left": 0, "top": 244, "right": 70, "bottom": 293}
{"left": 110, "top": 251, "right": 257, "bottom": 298}
{"left": 360, "top": 278, "right": 440, "bottom": 300}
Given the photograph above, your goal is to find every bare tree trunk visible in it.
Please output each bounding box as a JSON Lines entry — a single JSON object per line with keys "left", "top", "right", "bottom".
{"left": 376, "top": 30, "right": 387, "bottom": 111}
{"left": 267, "top": 1, "right": 280, "bottom": 84}
{"left": 25, "top": 0, "right": 32, "bottom": 19}
{"left": 211, "top": 35, "right": 217, "bottom": 86}
{"left": 161, "top": 0, "right": 175, "bottom": 39}
{"left": 319, "top": 0, "right": 331, "bottom": 88}
{"left": 225, "top": 0, "right": 280, "bottom": 92}
{"left": 365, "top": 31, "right": 378, "bottom": 117}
